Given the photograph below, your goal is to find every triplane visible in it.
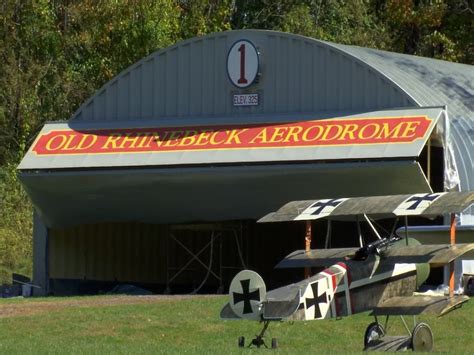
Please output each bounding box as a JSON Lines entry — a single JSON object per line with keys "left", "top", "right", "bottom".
{"left": 220, "top": 191, "right": 474, "bottom": 351}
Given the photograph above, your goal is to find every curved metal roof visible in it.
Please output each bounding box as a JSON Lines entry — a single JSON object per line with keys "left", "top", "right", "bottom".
{"left": 69, "top": 29, "right": 414, "bottom": 122}
{"left": 328, "top": 43, "right": 473, "bottom": 217}
{"left": 65, "top": 30, "right": 473, "bottom": 218}
{"left": 330, "top": 42, "right": 473, "bottom": 194}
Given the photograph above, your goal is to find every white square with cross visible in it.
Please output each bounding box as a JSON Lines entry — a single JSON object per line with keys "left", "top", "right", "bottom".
{"left": 393, "top": 192, "right": 446, "bottom": 216}
{"left": 294, "top": 198, "right": 348, "bottom": 220}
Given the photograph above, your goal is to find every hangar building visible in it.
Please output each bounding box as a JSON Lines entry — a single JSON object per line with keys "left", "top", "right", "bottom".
{"left": 18, "top": 30, "right": 473, "bottom": 295}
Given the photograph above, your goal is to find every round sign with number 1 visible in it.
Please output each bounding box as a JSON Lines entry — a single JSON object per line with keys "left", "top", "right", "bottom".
{"left": 227, "top": 40, "right": 259, "bottom": 88}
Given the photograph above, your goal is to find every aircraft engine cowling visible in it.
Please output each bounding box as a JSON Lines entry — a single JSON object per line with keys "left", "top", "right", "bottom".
{"left": 392, "top": 237, "right": 429, "bottom": 288}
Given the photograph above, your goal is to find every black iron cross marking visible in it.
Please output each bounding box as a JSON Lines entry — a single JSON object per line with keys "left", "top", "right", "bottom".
{"left": 233, "top": 279, "right": 260, "bottom": 314}
{"left": 305, "top": 282, "right": 328, "bottom": 319}
{"left": 405, "top": 193, "right": 441, "bottom": 210}
{"left": 310, "top": 199, "right": 344, "bottom": 215}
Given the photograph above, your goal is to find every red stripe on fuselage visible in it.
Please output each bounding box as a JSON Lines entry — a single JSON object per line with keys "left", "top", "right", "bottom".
{"left": 336, "top": 261, "right": 354, "bottom": 314}
{"left": 323, "top": 268, "right": 340, "bottom": 317}
{"left": 337, "top": 262, "right": 351, "bottom": 285}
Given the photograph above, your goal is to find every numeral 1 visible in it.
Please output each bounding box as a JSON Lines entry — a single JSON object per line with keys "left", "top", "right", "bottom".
{"left": 237, "top": 43, "right": 248, "bottom": 84}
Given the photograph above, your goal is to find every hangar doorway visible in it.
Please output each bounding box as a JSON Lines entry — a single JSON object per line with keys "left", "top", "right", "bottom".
{"left": 47, "top": 220, "right": 309, "bottom": 295}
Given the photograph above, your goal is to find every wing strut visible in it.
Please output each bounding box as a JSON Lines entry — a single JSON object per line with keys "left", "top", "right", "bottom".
{"left": 356, "top": 216, "right": 363, "bottom": 247}
{"left": 389, "top": 217, "right": 399, "bottom": 239}
{"left": 304, "top": 221, "right": 312, "bottom": 279}
{"left": 364, "top": 214, "right": 382, "bottom": 240}
{"left": 324, "top": 220, "right": 332, "bottom": 249}
{"left": 449, "top": 213, "right": 456, "bottom": 297}
{"left": 404, "top": 216, "right": 409, "bottom": 246}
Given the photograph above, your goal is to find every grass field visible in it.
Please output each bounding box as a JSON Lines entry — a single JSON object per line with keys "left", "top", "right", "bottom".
{"left": 0, "top": 294, "right": 472, "bottom": 353}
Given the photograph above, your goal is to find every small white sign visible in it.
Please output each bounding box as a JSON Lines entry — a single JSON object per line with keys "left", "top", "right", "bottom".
{"left": 233, "top": 93, "right": 259, "bottom": 106}
{"left": 227, "top": 40, "right": 259, "bottom": 88}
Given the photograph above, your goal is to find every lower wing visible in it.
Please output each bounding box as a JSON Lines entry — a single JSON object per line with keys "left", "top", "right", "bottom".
{"left": 371, "top": 295, "right": 469, "bottom": 317}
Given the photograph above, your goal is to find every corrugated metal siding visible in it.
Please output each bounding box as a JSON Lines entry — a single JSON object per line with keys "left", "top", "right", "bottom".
{"left": 71, "top": 30, "right": 410, "bottom": 123}
{"left": 49, "top": 222, "right": 253, "bottom": 286}
{"left": 49, "top": 223, "right": 169, "bottom": 283}
{"left": 50, "top": 217, "right": 435, "bottom": 292}
{"left": 48, "top": 221, "right": 323, "bottom": 289}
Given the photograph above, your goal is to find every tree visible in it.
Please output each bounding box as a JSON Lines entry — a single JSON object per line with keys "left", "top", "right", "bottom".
{"left": 377, "top": 0, "right": 474, "bottom": 63}
{"left": 178, "top": 0, "right": 233, "bottom": 38}
{"left": 231, "top": 0, "right": 391, "bottom": 50}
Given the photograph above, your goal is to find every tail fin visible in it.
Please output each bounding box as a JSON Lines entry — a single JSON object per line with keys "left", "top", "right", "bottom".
{"left": 228, "top": 270, "right": 267, "bottom": 320}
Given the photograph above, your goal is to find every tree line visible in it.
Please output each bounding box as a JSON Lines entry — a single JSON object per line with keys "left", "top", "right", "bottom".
{"left": 0, "top": 0, "right": 472, "bottom": 282}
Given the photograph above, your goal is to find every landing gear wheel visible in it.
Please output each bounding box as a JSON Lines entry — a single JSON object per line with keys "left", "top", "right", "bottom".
{"left": 364, "top": 322, "right": 385, "bottom": 347}
{"left": 238, "top": 336, "right": 245, "bottom": 348}
{"left": 271, "top": 338, "right": 278, "bottom": 349}
{"left": 411, "top": 323, "right": 433, "bottom": 352}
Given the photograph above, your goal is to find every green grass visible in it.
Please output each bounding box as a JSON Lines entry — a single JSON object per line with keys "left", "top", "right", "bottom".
{"left": 0, "top": 295, "right": 472, "bottom": 353}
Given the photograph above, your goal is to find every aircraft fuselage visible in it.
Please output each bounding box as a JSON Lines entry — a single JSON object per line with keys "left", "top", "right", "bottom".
{"left": 263, "top": 256, "right": 419, "bottom": 321}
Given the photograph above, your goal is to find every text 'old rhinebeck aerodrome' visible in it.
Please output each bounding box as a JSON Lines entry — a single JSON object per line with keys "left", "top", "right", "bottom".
{"left": 32, "top": 116, "right": 431, "bottom": 155}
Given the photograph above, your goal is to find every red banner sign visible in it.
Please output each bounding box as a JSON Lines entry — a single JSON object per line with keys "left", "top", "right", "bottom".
{"left": 32, "top": 116, "right": 432, "bottom": 155}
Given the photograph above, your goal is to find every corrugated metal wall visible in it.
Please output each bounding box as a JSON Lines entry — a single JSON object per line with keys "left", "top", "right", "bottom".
{"left": 71, "top": 30, "right": 411, "bottom": 122}
{"left": 49, "top": 222, "right": 258, "bottom": 287}
{"left": 49, "top": 223, "right": 169, "bottom": 283}
{"left": 48, "top": 219, "right": 364, "bottom": 291}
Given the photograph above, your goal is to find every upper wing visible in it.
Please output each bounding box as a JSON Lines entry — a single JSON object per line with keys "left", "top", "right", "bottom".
{"left": 276, "top": 244, "right": 474, "bottom": 269}
{"left": 371, "top": 295, "right": 469, "bottom": 317}
{"left": 258, "top": 191, "right": 474, "bottom": 222}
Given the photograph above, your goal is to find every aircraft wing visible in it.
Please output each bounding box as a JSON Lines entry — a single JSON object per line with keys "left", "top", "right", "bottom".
{"left": 380, "top": 243, "right": 474, "bottom": 267}
{"left": 371, "top": 295, "right": 469, "bottom": 317}
{"left": 275, "top": 244, "right": 474, "bottom": 269}
{"left": 275, "top": 248, "right": 358, "bottom": 269}
{"left": 258, "top": 191, "right": 474, "bottom": 222}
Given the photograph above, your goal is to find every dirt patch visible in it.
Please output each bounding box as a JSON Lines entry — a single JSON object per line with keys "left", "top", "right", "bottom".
{"left": 0, "top": 294, "right": 221, "bottom": 318}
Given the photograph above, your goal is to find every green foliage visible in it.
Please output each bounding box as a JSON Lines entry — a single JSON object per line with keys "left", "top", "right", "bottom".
{"left": 64, "top": 1, "right": 182, "bottom": 90}
{"left": 377, "top": 0, "right": 474, "bottom": 63}
{"left": 231, "top": 0, "right": 392, "bottom": 49}
{"left": 231, "top": 0, "right": 473, "bottom": 62}
{"left": 178, "top": 0, "right": 233, "bottom": 38}
{"left": 0, "top": 162, "right": 32, "bottom": 283}
{"left": 0, "top": 0, "right": 472, "bottom": 283}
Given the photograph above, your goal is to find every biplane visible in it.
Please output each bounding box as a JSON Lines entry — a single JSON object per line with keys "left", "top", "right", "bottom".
{"left": 220, "top": 191, "right": 474, "bottom": 351}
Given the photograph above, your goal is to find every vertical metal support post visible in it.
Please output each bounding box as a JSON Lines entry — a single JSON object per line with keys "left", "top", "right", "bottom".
{"left": 404, "top": 216, "right": 409, "bottom": 246}
{"left": 219, "top": 231, "right": 223, "bottom": 293}
{"left": 32, "top": 211, "right": 49, "bottom": 296}
{"left": 324, "top": 220, "right": 332, "bottom": 249}
{"left": 449, "top": 213, "right": 456, "bottom": 297}
{"left": 356, "top": 216, "right": 363, "bottom": 247}
{"left": 427, "top": 138, "right": 431, "bottom": 184}
{"left": 165, "top": 229, "right": 171, "bottom": 294}
{"left": 304, "top": 221, "right": 312, "bottom": 278}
